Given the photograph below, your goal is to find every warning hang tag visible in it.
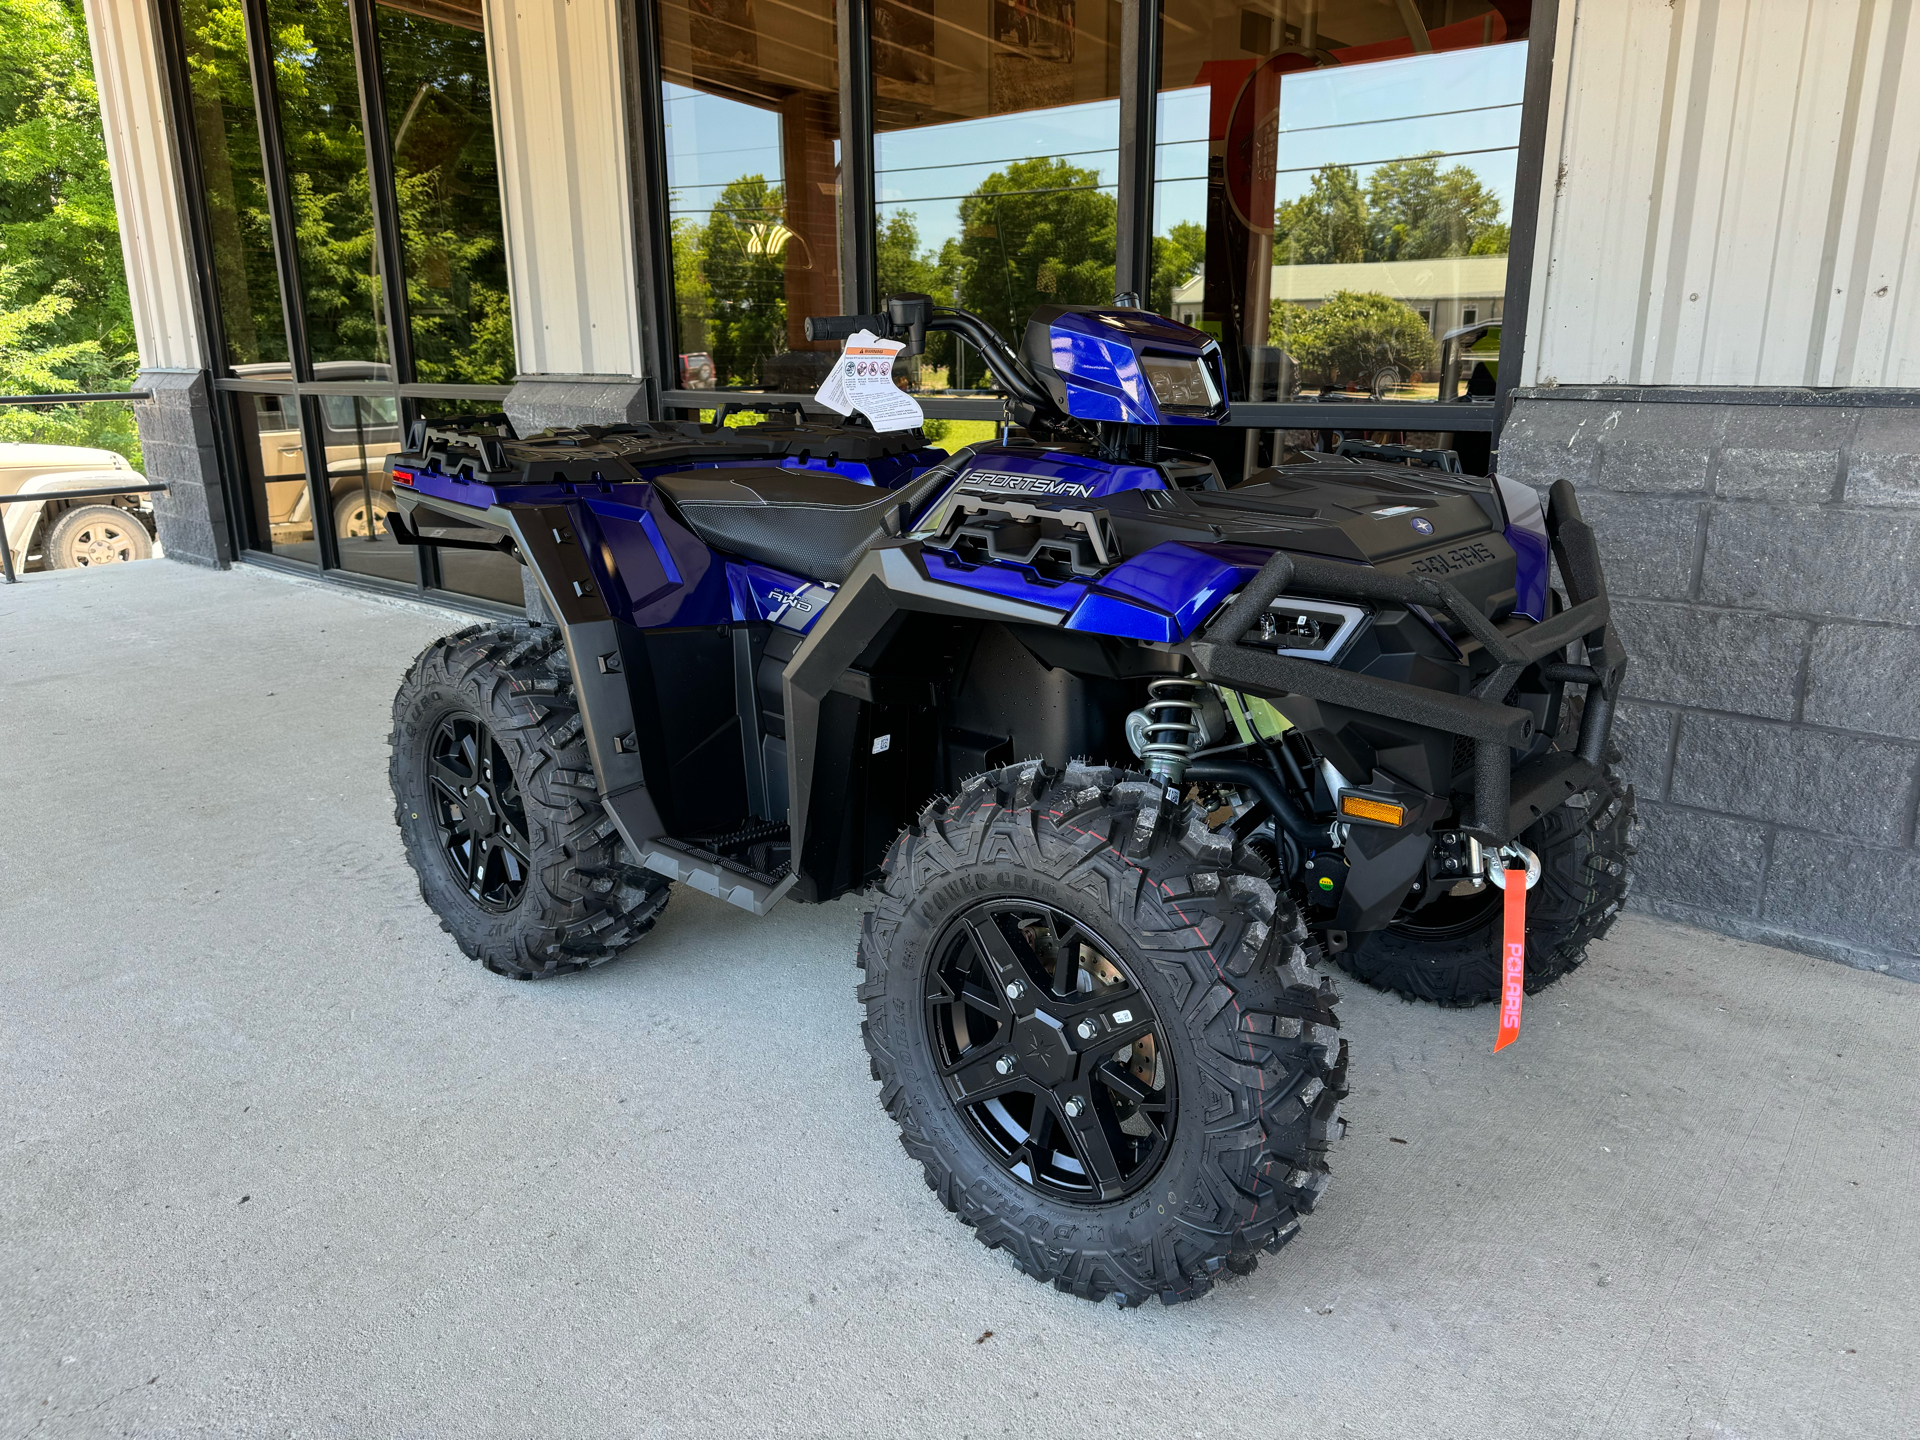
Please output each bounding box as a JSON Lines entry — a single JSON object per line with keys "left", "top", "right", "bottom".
{"left": 813, "top": 331, "right": 924, "bottom": 433}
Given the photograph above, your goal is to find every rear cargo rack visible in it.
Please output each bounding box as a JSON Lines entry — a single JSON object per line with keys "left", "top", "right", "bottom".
{"left": 1186, "top": 478, "right": 1625, "bottom": 844}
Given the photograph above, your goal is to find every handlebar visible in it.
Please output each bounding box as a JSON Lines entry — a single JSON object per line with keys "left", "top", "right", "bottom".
{"left": 802, "top": 313, "right": 889, "bottom": 343}
{"left": 803, "top": 293, "right": 1057, "bottom": 417}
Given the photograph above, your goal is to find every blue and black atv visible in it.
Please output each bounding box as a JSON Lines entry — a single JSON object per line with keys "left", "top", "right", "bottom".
{"left": 384, "top": 295, "right": 1635, "bottom": 1306}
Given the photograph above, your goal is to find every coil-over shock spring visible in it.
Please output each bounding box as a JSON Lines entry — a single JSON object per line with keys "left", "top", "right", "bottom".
{"left": 1137, "top": 677, "right": 1205, "bottom": 783}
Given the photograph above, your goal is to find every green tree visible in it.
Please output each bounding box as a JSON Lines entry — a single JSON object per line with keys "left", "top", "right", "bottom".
{"left": 178, "top": 0, "right": 285, "bottom": 367}
{"left": 951, "top": 156, "right": 1116, "bottom": 345}
{"left": 1269, "top": 289, "right": 1436, "bottom": 388}
{"left": 0, "top": 0, "right": 140, "bottom": 458}
{"left": 670, "top": 216, "right": 709, "bottom": 355}
{"left": 1364, "top": 153, "right": 1504, "bottom": 261}
{"left": 1273, "top": 165, "right": 1368, "bottom": 266}
{"left": 267, "top": 0, "right": 385, "bottom": 366}
{"left": 1469, "top": 221, "right": 1511, "bottom": 256}
{"left": 379, "top": 8, "right": 516, "bottom": 385}
{"left": 876, "top": 208, "right": 957, "bottom": 373}
{"left": 1149, "top": 220, "right": 1207, "bottom": 316}
{"left": 700, "top": 174, "right": 787, "bottom": 384}
{"left": 876, "top": 209, "right": 946, "bottom": 299}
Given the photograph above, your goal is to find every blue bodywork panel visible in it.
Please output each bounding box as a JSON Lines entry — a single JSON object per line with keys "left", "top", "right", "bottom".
{"left": 1028, "top": 307, "right": 1230, "bottom": 427}
{"left": 726, "top": 560, "right": 837, "bottom": 632}
{"left": 1066, "top": 543, "right": 1268, "bottom": 643}
{"left": 1495, "top": 475, "right": 1550, "bottom": 622}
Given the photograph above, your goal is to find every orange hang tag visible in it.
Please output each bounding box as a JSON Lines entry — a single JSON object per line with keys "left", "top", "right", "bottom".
{"left": 1494, "top": 864, "right": 1527, "bottom": 1053}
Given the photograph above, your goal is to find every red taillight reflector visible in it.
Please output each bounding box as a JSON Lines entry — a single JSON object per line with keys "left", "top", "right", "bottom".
{"left": 392, "top": 468, "right": 416, "bottom": 486}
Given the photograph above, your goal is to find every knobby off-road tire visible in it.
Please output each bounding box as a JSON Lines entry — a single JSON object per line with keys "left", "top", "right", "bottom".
{"left": 1338, "top": 763, "right": 1638, "bottom": 1006}
{"left": 860, "top": 760, "right": 1348, "bottom": 1307}
{"left": 391, "top": 621, "right": 670, "bottom": 979}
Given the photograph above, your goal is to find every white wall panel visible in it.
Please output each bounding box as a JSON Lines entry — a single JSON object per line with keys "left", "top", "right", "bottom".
{"left": 1525, "top": 0, "right": 1919, "bottom": 389}
{"left": 485, "top": 0, "right": 645, "bottom": 379}
{"left": 83, "top": 0, "right": 202, "bottom": 370}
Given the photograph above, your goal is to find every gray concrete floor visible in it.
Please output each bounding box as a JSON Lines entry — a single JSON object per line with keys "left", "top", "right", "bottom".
{"left": 2, "top": 559, "right": 1916, "bottom": 1440}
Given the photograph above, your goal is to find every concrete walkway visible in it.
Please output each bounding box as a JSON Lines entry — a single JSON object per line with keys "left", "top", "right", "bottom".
{"left": 2, "top": 560, "right": 1916, "bottom": 1439}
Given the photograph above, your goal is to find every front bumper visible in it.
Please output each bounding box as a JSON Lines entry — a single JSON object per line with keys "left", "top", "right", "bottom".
{"left": 1185, "top": 479, "right": 1626, "bottom": 845}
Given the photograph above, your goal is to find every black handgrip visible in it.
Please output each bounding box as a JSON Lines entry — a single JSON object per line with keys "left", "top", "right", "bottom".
{"left": 804, "top": 313, "right": 888, "bottom": 342}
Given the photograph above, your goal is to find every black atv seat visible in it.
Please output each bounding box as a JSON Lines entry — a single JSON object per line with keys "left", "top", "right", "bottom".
{"left": 654, "top": 463, "right": 954, "bottom": 584}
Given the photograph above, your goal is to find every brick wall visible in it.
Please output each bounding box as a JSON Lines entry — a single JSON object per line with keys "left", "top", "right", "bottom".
{"left": 1501, "top": 388, "right": 1919, "bottom": 979}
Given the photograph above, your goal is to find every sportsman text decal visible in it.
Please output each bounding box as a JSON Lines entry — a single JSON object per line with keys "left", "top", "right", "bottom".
{"left": 962, "top": 471, "right": 1094, "bottom": 499}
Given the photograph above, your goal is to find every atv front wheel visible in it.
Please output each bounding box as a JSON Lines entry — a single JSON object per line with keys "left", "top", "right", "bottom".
{"left": 391, "top": 622, "right": 671, "bottom": 978}
{"left": 860, "top": 761, "right": 1346, "bottom": 1307}
{"left": 1337, "top": 765, "right": 1637, "bottom": 1006}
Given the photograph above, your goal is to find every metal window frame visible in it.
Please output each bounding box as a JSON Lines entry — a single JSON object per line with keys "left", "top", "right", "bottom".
{"left": 1490, "top": 0, "right": 1560, "bottom": 450}
{"left": 624, "top": 0, "right": 676, "bottom": 398}
{"left": 838, "top": 0, "right": 877, "bottom": 315}
{"left": 1114, "top": 0, "right": 1161, "bottom": 304}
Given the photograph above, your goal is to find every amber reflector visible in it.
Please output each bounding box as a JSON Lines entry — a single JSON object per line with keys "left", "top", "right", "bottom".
{"left": 1340, "top": 794, "right": 1407, "bottom": 826}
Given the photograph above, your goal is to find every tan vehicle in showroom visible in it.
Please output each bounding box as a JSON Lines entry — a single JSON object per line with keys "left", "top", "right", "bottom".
{"left": 0, "top": 442, "right": 155, "bottom": 571}
{"left": 233, "top": 362, "right": 404, "bottom": 544}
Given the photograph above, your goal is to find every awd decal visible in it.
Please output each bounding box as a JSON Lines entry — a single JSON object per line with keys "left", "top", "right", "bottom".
{"left": 766, "top": 588, "right": 815, "bottom": 614}
{"left": 962, "top": 471, "right": 1094, "bottom": 498}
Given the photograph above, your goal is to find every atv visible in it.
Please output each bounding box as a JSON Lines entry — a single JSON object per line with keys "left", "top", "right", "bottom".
{"left": 382, "top": 294, "right": 1635, "bottom": 1306}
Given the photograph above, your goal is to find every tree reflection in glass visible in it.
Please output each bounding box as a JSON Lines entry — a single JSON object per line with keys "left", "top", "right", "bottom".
{"left": 179, "top": 0, "right": 289, "bottom": 369}
{"left": 870, "top": 0, "right": 1123, "bottom": 390}
{"left": 1153, "top": 0, "right": 1530, "bottom": 402}
{"left": 263, "top": 0, "right": 388, "bottom": 369}
{"left": 658, "top": 0, "right": 842, "bottom": 393}
{"left": 376, "top": 0, "right": 515, "bottom": 385}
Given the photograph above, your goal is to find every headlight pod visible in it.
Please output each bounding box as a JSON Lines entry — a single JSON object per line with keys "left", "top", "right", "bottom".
{"left": 1228, "top": 595, "right": 1369, "bottom": 662}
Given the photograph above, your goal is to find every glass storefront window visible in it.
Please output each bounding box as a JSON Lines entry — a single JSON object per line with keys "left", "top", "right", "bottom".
{"left": 179, "top": 0, "right": 290, "bottom": 370}
{"left": 871, "top": 0, "right": 1123, "bottom": 390}
{"left": 319, "top": 393, "right": 412, "bottom": 581}
{"left": 1153, "top": 0, "right": 1529, "bottom": 402}
{"left": 232, "top": 390, "right": 318, "bottom": 561}
{"left": 375, "top": 0, "right": 516, "bottom": 385}
{"left": 657, "top": 0, "right": 842, "bottom": 393}
{"left": 264, "top": 0, "right": 390, "bottom": 369}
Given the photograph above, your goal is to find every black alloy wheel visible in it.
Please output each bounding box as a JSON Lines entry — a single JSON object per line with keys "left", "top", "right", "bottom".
{"left": 426, "top": 713, "right": 531, "bottom": 910}
{"left": 926, "top": 900, "right": 1174, "bottom": 1202}
{"left": 1389, "top": 882, "right": 1502, "bottom": 942}
{"left": 392, "top": 623, "right": 673, "bottom": 978}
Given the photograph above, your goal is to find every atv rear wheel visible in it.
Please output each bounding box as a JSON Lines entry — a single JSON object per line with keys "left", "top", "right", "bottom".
{"left": 1337, "top": 765, "right": 1637, "bottom": 1006}
{"left": 860, "top": 761, "right": 1347, "bottom": 1307}
{"left": 391, "top": 621, "right": 670, "bottom": 978}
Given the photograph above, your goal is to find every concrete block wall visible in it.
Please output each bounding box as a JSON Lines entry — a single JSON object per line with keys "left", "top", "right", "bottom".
{"left": 134, "top": 369, "right": 231, "bottom": 569}
{"left": 1501, "top": 388, "right": 1919, "bottom": 979}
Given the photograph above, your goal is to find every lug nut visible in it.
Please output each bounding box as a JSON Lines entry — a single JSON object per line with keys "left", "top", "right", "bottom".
{"left": 995, "top": 1055, "right": 1015, "bottom": 1075}
{"left": 1064, "top": 1097, "right": 1085, "bottom": 1118}
{"left": 1005, "top": 981, "right": 1024, "bottom": 1001}
{"left": 1076, "top": 1020, "right": 1097, "bottom": 1040}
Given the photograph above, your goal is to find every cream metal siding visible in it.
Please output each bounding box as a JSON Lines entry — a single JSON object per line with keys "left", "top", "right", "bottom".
{"left": 1524, "top": 0, "right": 1919, "bottom": 389}
{"left": 485, "top": 0, "right": 646, "bottom": 379}
{"left": 83, "top": 0, "right": 203, "bottom": 370}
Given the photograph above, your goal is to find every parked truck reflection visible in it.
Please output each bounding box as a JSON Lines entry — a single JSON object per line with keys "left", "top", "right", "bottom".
{"left": 232, "top": 363, "right": 403, "bottom": 548}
